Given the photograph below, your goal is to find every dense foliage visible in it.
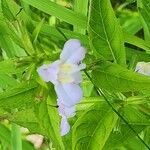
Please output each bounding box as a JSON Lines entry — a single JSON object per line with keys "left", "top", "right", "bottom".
{"left": 0, "top": 0, "right": 150, "bottom": 149}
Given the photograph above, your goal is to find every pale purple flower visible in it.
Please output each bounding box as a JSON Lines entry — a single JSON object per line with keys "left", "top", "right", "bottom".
{"left": 37, "top": 39, "right": 86, "bottom": 136}
{"left": 135, "top": 62, "right": 150, "bottom": 75}
{"left": 60, "top": 116, "right": 70, "bottom": 136}
{"left": 57, "top": 100, "right": 76, "bottom": 118}
{"left": 58, "top": 100, "right": 75, "bottom": 136}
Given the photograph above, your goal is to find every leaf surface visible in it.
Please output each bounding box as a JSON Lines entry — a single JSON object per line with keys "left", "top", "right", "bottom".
{"left": 22, "top": 0, "right": 86, "bottom": 28}
{"left": 92, "top": 61, "right": 150, "bottom": 92}
{"left": 72, "top": 103, "right": 118, "bottom": 150}
{"left": 89, "top": 0, "right": 126, "bottom": 65}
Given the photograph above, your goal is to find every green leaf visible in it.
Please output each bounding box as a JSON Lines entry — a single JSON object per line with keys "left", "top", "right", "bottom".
{"left": 74, "top": 0, "right": 88, "bottom": 34}
{"left": 72, "top": 103, "right": 118, "bottom": 150}
{"left": 0, "top": 18, "right": 26, "bottom": 57}
{"left": 10, "top": 109, "right": 43, "bottom": 134}
{"left": 138, "top": 0, "right": 150, "bottom": 41}
{"left": 0, "top": 123, "right": 35, "bottom": 150}
{"left": 0, "top": 123, "right": 11, "bottom": 145}
{"left": 22, "top": 140, "right": 35, "bottom": 150}
{"left": 1, "top": 0, "right": 15, "bottom": 21}
{"left": 34, "top": 99, "right": 65, "bottom": 150}
{"left": 1, "top": 0, "right": 30, "bottom": 22}
{"left": 92, "top": 61, "right": 150, "bottom": 92}
{"left": 39, "top": 23, "right": 89, "bottom": 46}
{"left": 124, "top": 33, "right": 150, "bottom": 52}
{"left": 123, "top": 136, "right": 146, "bottom": 150}
{"left": 126, "top": 0, "right": 136, "bottom": 3}
{"left": 11, "top": 123, "right": 22, "bottom": 150}
{"left": 0, "top": 73, "right": 18, "bottom": 89}
{"left": 0, "top": 59, "right": 24, "bottom": 74}
{"left": 0, "top": 20, "right": 23, "bottom": 50}
{"left": 144, "top": 127, "right": 150, "bottom": 147}
{"left": 0, "top": 81, "right": 37, "bottom": 109}
{"left": 32, "top": 18, "right": 45, "bottom": 44}
{"left": 0, "top": 32, "right": 16, "bottom": 58}
{"left": 18, "top": 22, "right": 35, "bottom": 55}
{"left": 126, "top": 48, "right": 150, "bottom": 63}
{"left": 126, "top": 47, "right": 150, "bottom": 70}
{"left": 77, "top": 96, "right": 105, "bottom": 112}
{"left": 11, "top": 100, "right": 65, "bottom": 150}
{"left": 103, "top": 105, "right": 149, "bottom": 150}
{"left": 119, "top": 10, "right": 142, "bottom": 35}
{"left": 121, "top": 106, "right": 150, "bottom": 125}
{"left": 22, "top": 0, "right": 87, "bottom": 29}
{"left": 88, "top": 0, "right": 126, "bottom": 66}
{"left": 103, "top": 125, "right": 145, "bottom": 150}
{"left": 0, "top": 1, "right": 27, "bottom": 57}
{"left": 0, "top": 0, "right": 31, "bottom": 53}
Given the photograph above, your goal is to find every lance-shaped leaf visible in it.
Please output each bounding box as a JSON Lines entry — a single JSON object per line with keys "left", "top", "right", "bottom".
{"left": 88, "top": 0, "right": 126, "bottom": 66}
{"left": 138, "top": 0, "right": 150, "bottom": 42}
{"left": 22, "top": 0, "right": 86, "bottom": 29}
{"left": 74, "top": 0, "right": 88, "bottom": 34}
{"left": 0, "top": 73, "right": 18, "bottom": 89}
{"left": 11, "top": 100, "right": 65, "bottom": 150}
{"left": 0, "top": 59, "right": 25, "bottom": 74}
{"left": 103, "top": 105, "right": 150, "bottom": 149}
{"left": 92, "top": 61, "right": 150, "bottom": 92}
{"left": 0, "top": 123, "right": 35, "bottom": 150}
{"left": 72, "top": 103, "right": 118, "bottom": 150}
{"left": 35, "top": 100, "right": 65, "bottom": 150}
{"left": 0, "top": 20, "right": 16, "bottom": 58}
{"left": 1, "top": 0, "right": 15, "bottom": 21}
{"left": 0, "top": 81, "right": 37, "bottom": 109}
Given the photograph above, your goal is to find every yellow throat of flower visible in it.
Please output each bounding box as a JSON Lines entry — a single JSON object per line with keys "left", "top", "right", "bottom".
{"left": 58, "top": 63, "right": 74, "bottom": 83}
{"left": 59, "top": 64, "right": 73, "bottom": 73}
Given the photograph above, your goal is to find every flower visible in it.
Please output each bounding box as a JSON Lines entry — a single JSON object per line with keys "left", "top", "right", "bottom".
{"left": 58, "top": 100, "right": 76, "bottom": 136}
{"left": 37, "top": 39, "right": 86, "bottom": 136}
{"left": 135, "top": 62, "right": 150, "bottom": 76}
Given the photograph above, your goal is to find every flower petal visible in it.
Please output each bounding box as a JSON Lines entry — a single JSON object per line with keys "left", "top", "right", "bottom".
{"left": 135, "top": 62, "right": 150, "bottom": 75}
{"left": 37, "top": 64, "right": 52, "bottom": 82}
{"left": 55, "top": 83, "right": 83, "bottom": 107}
{"left": 65, "top": 46, "right": 86, "bottom": 64}
{"left": 135, "top": 62, "right": 144, "bottom": 72}
{"left": 60, "top": 116, "right": 70, "bottom": 136}
{"left": 60, "top": 39, "right": 81, "bottom": 62}
{"left": 71, "top": 72, "right": 82, "bottom": 83}
{"left": 58, "top": 100, "right": 76, "bottom": 118}
{"left": 37, "top": 60, "right": 61, "bottom": 84}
